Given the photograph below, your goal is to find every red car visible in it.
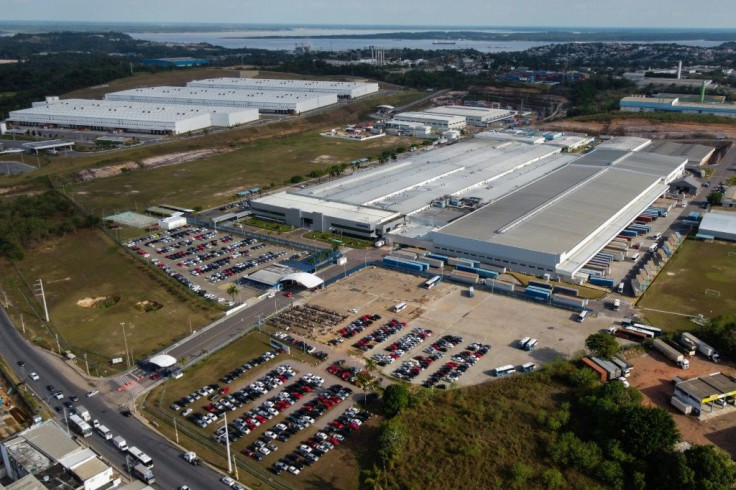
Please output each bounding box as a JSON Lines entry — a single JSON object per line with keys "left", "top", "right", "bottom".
{"left": 283, "top": 292, "right": 293, "bottom": 297}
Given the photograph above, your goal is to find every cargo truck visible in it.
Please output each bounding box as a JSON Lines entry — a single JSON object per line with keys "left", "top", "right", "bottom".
{"left": 611, "top": 356, "right": 633, "bottom": 377}
{"left": 468, "top": 286, "right": 474, "bottom": 298}
{"left": 75, "top": 405, "right": 91, "bottom": 422}
{"left": 112, "top": 436, "right": 128, "bottom": 451}
{"left": 681, "top": 332, "right": 721, "bottom": 363}
{"left": 653, "top": 339, "right": 690, "bottom": 369}
{"left": 581, "top": 357, "right": 607, "bottom": 382}
{"left": 132, "top": 463, "right": 155, "bottom": 484}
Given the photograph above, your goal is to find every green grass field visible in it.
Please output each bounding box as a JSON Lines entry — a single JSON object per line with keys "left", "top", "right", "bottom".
{"left": 68, "top": 130, "right": 414, "bottom": 212}
{"left": 378, "top": 374, "right": 599, "bottom": 489}
{"left": 638, "top": 239, "right": 736, "bottom": 331}
{"left": 1, "top": 229, "right": 218, "bottom": 374}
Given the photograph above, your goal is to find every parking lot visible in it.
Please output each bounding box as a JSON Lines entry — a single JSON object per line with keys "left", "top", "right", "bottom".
{"left": 306, "top": 267, "right": 610, "bottom": 386}
{"left": 125, "top": 225, "right": 310, "bottom": 305}
{"left": 149, "top": 329, "right": 372, "bottom": 489}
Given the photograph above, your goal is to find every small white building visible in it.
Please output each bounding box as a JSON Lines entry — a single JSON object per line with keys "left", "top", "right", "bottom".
{"left": 159, "top": 216, "right": 187, "bottom": 230}
{"left": 383, "top": 120, "right": 432, "bottom": 137}
{"left": 698, "top": 210, "right": 736, "bottom": 241}
{"left": 391, "top": 112, "right": 466, "bottom": 132}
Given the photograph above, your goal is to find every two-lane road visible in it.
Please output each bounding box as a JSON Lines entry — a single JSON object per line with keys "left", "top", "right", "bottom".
{"left": 0, "top": 307, "right": 224, "bottom": 490}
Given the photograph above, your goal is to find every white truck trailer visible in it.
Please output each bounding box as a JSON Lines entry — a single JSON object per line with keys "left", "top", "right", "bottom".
{"left": 653, "top": 339, "right": 690, "bottom": 369}
{"left": 681, "top": 332, "right": 721, "bottom": 363}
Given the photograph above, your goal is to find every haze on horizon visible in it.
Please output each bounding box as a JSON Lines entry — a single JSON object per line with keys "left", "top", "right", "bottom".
{"left": 4, "top": 0, "right": 736, "bottom": 30}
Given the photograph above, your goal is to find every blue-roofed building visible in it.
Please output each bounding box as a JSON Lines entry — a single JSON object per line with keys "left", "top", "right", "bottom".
{"left": 141, "top": 57, "right": 208, "bottom": 67}
{"left": 620, "top": 95, "right": 736, "bottom": 119}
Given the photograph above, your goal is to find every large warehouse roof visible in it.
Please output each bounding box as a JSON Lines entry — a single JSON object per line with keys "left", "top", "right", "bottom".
{"left": 9, "top": 98, "right": 258, "bottom": 133}
{"left": 105, "top": 86, "right": 337, "bottom": 113}
{"left": 436, "top": 149, "right": 687, "bottom": 259}
{"left": 392, "top": 112, "right": 466, "bottom": 124}
{"left": 297, "top": 140, "right": 569, "bottom": 216}
{"left": 188, "top": 78, "right": 379, "bottom": 98}
{"left": 644, "top": 140, "right": 715, "bottom": 165}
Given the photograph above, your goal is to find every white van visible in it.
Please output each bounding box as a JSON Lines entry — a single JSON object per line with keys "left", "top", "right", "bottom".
{"left": 576, "top": 310, "right": 588, "bottom": 322}
{"left": 97, "top": 425, "right": 112, "bottom": 440}
{"left": 653, "top": 232, "right": 662, "bottom": 241}
{"left": 630, "top": 253, "right": 640, "bottom": 262}
{"left": 392, "top": 302, "right": 407, "bottom": 313}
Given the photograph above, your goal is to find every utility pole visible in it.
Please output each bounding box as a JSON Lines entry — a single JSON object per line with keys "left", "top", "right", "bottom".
{"left": 20, "top": 313, "right": 25, "bottom": 334}
{"left": 121, "top": 322, "right": 131, "bottom": 369}
{"left": 84, "top": 354, "right": 90, "bottom": 376}
{"left": 55, "top": 334, "right": 61, "bottom": 355}
{"left": 174, "top": 417, "right": 179, "bottom": 443}
{"left": 232, "top": 453, "right": 239, "bottom": 480}
{"left": 223, "top": 413, "right": 232, "bottom": 474}
{"left": 34, "top": 279, "right": 50, "bottom": 322}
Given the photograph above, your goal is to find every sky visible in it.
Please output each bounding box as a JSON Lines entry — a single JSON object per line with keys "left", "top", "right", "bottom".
{"left": 4, "top": 0, "right": 736, "bottom": 29}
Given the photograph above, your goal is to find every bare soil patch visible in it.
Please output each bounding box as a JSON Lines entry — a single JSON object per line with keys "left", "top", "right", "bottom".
{"left": 628, "top": 350, "right": 736, "bottom": 457}
{"left": 134, "top": 300, "right": 163, "bottom": 312}
{"left": 543, "top": 117, "right": 736, "bottom": 139}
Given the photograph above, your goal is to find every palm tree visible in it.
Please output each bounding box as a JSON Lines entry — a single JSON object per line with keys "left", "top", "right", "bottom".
{"left": 226, "top": 283, "right": 239, "bottom": 303}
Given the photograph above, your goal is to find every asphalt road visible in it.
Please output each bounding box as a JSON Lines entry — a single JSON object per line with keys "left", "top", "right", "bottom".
{"left": 0, "top": 307, "right": 223, "bottom": 490}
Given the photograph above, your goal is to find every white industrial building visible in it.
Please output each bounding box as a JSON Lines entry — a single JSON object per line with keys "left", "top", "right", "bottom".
{"left": 1, "top": 421, "right": 115, "bottom": 490}
{"left": 8, "top": 97, "right": 258, "bottom": 135}
{"left": 424, "top": 106, "right": 514, "bottom": 126}
{"left": 250, "top": 192, "right": 403, "bottom": 239}
{"left": 255, "top": 132, "right": 694, "bottom": 280}
{"left": 698, "top": 211, "right": 736, "bottom": 241}
{"left": 390, "top": 112, "right": 467, "bottom": 132}
{"left": 188, "top": 78, "right": 379, "bottom": 99}
{"left": 105, "top": 86, "right": 337, "bottom": 115}
{"left": 382, "top": 120, "right": 432, "bottom": 137}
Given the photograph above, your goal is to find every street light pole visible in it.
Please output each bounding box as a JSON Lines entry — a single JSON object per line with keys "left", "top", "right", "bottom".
{"left": 223, "top": 413, "right": 232, "bottom": 474}
{"left": 121, "top": 322, "right": 131, "bottom": 369}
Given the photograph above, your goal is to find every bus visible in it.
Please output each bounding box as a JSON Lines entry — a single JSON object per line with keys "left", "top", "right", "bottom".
{"left": 576, "top": 310, "right": 588, "bottom": 322}
{"left": 392, "top": 302, "right": 407, "bottom": 313}
{"left": 128, "top": 446, "right": 154, "bottom": 469}
{"left": 517, "top": 337, "right": 531, "bottom": 350}
{"left": 624, "top": 326, "right": 655, "bottom": 338}
{"left": 68, "top": 414, "right": 92, "bottom": 438}
{"left": 423, "top": 276, "right": 442, "bottom": 289}
{"left": 524, "top": 339, "right": 538, "bottom": 351}
{"left": 492, "top": 365, "right": 515, "bottom": 377}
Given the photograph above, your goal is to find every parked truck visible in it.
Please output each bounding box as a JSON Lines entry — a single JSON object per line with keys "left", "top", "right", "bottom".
{"left": 611, "top": 356, "right": 633, "bottom": 377}
{"left": 112, "top": 436, "right": 128, "bottom": 451}
{"left": 132, "top": 463, "right": 155, "bottom": 484}
{"left": 681, "top": 332, "right": 721, "bottom": 363}
{"left": 653, "top": 339, "right": 690, "bottom": 369}
{"left": 75, "top": 405, "right": 91, "bottom": 422}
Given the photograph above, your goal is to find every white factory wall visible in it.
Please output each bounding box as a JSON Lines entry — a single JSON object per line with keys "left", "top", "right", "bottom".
{"left": 210, "top": 109, "right": 259, "bottom": 127}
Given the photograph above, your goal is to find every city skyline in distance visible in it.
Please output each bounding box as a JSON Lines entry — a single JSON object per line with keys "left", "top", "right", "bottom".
{"left": 3, "top": 0, "right": 736, "bottom": 30}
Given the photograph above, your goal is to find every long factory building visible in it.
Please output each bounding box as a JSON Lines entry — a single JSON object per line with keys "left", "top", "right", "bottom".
{"left": 187, "top": 78, "right": 379, "bottom": 99}
{"left": 251, "top": 134, "right": 690, "bottom": 280}
{"left": 105, "top": 86, "right": 338, "bottom": 115}
{"left": 8, "top": 97, "right": 259, "bottom": 135}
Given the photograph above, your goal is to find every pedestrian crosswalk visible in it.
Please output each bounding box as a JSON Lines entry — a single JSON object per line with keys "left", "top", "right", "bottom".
{"left": 113, "top": 370, "right": 147, "bottom": 396}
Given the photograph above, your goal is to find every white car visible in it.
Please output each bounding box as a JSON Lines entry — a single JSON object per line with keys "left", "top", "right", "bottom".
{"left": 86, "top": 390, "right": 99, "bottom": 398}
{"left": 258, "top": 446, "right": 271, "bottom": 455}
{"left": 288, "top": 466, "right": 300, "bottom": 475}
{"left": 221, "top": 476, "right": 235, "bottom": 487}
{"left": 29, "top": 372, "right": 40, "bottom": 381}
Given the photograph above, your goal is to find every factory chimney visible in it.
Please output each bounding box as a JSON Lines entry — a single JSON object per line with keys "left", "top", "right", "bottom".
{"left": 677, "top": 61, "right": 682, "bottom": 80}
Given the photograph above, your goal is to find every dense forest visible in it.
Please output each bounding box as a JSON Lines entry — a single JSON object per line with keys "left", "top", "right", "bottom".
{"left": 0, "top": 191, "right": 99, "bottom": 261}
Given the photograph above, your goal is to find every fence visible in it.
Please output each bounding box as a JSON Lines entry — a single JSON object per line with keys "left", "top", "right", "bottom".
{"left": 143, "top": 404, "right": 295, "bottom": 490}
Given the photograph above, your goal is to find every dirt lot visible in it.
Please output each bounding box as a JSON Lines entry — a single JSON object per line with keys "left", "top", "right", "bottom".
{"left": 627, "top": 350, "right": 736, "bottom": 458}
{"left": 307, "top": 268, "right": 610, "bottom": 385}
{"left": 543, "top": 117, "right": 736, "bottom": 140}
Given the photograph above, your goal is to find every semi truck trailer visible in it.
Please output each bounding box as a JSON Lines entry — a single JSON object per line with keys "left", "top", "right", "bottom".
{"left": 653, "top": 339, "right": 690, "bottom": 369}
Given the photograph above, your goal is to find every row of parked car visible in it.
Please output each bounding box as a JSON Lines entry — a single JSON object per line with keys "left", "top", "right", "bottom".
{"left": 215, "top": 371, "right": 321, "bottom": 445}
{"left": 352, "top": 318, "right": 407, "bottom": 351}
{"left": 423, "top": 342, "right": 490, "bottom": 387}
{"left": 242, "top": 383, "right": 351, "bottom": 464}
{"left": 269, "top": 406, "right": 371, "bottom": 476}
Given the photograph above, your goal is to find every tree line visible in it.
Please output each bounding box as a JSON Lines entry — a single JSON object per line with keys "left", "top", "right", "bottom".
{"left": 0, "top": 190, "right": 100, "bottom": 261}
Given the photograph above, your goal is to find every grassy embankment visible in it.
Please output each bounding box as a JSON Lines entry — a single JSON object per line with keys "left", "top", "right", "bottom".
{"left": 637, "top": 239, "right": 736, "bottom": 331}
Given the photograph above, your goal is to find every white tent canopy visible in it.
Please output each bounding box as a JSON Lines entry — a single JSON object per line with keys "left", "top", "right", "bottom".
{"left": 148, "top": 354, "right": 177, "bottom": 368}
{"left": 280, "top": 272, "right": 324, "bottom": 289}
